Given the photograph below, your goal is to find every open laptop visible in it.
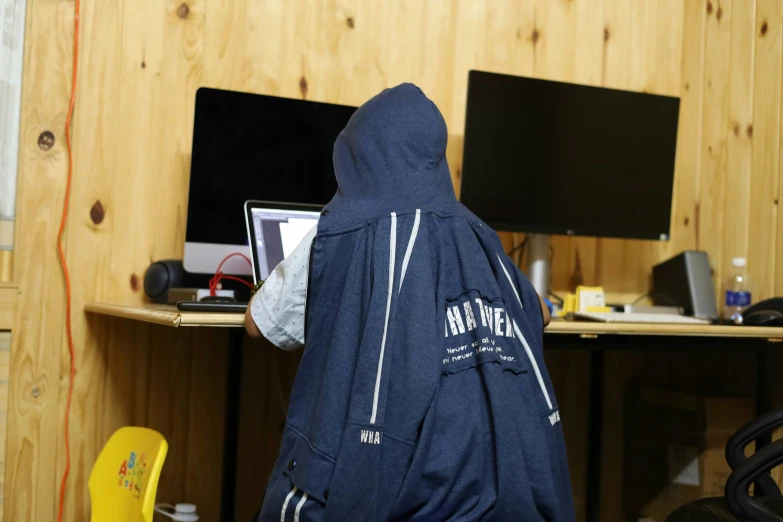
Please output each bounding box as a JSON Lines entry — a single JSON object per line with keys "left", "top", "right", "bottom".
{"left": 177, "top": 201, "right": 321, "bottom": 313}
{"left": 244, "top": 200, "right": 322, "bottom": 284}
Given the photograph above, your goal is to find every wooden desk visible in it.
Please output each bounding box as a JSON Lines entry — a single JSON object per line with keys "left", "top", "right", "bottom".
{"left": 86, "top": 302, "right": 783, "bottom": 522}
{"left": 84, "top": 302, "right": 783, "bottom": 338}
{"left": 85, "top": 302, "right": 245, "bottom": 328}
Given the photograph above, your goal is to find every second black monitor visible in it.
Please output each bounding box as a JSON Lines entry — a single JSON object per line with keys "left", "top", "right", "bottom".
{"left": 460, "top": 70, "right": 680, "bottom": 241}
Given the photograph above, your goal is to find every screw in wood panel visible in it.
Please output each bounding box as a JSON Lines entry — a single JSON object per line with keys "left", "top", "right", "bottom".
{"left": 346, "top": 16, "right": 354, "bottom": 29}
{"left": 683, "top": 216, "right": 690, "bottom": 226}
{"left": 746, "top": 124, "right": 753, "bottom": 138}
{"left": 603, "top": 26, "right": 610, "bottom": 42}
{"left": 716, "top": 7, "right": 723, "bottom": 21}
{"left": 177, "top": 3, "right": 190, "bottom": 19}
{"left": 761, "top": 21, "right": 769, "bottom": 36}
{"left": 37, "top": 131, "right": 55, "bottom": 151}
{"left": 706, "top": 1, "right": 713, "bottom": 15}
{"left": 32, "top": 387, "right": 40, "bottom": 398}
{"left": 130, "top": 273, "right": 140, "bottom": 291}
{"left": 90, "top": 200, "right": 105, "bottom": 225}
{"left": 141, "top": 60, "right": 146, "bottom": 69}
{"left": 299, "top": 76, "right": 308, "bottom": 99}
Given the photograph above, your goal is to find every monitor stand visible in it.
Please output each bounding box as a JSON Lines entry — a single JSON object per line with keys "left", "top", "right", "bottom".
{"left": 525, "top": 234, "right": 551, "bottom": 297}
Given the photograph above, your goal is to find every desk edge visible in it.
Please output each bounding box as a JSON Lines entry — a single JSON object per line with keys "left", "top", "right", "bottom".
{"left": 85, "top": 302, "right": 181, "bottom": 327}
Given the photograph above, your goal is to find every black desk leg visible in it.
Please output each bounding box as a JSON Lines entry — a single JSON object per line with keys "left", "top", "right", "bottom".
{"left": 755, "top": 346, "right": 776, "bottom": 451}
{"left": 221, "top": 329, "right": 245, "bottom": 522}
{"left": 586, "top": 349, "right": 605, "bottom": 522}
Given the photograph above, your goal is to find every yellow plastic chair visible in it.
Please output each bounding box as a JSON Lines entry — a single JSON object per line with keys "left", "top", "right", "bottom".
{"left": 89, "top": 427, "right": 168, "bottom": 522}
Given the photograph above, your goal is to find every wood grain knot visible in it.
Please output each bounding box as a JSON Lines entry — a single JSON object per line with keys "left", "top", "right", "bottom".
{"left": 177, "top": 3, "right": 190, "bottom": 19}
{"left": 531, "top": 28, "right": 540, "bottom": 44}
{"left": 746, "top": 124, "right": 753, "bottom": 138}
{"left": 775, "top": 199, "right": 779, "bottom": 206}
{"left": 130, "top": 273, "right": 140, "bottom": 291}
{"left": 141, "top": 60, "right": 146, "bottom": 69}
{"left": 603, "top": 26, "right": 610, "bottom": 42}
{"left": 706, "top": 2, "right": 713, "bottom": 15}
{"left": 37, "top": 131, "right": 55, "bottom": 151}
{"left": 299, "top": 76, "right": 308, "bottom": 99}
{"left": 733, "top": 122, "right": 740, "bottom": 136}
{"left": 90, "top": 200, "right": 105, "bottom": 225}
{"left": 346, "top": 17, "right": 354, "bottom": 29}
{"left": 716, "top": 7, "right": 723, "bottom": 21}
{"left": 684, "top": 82, "right": 690, "bottom": 91}
{"left": 683, "top": 216, "right": 689, "bottom": 226}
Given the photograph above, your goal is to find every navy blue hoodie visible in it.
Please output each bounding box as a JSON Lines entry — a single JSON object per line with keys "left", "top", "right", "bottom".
{"left": 259, "top": 83, "right": 575, "bottom": 522}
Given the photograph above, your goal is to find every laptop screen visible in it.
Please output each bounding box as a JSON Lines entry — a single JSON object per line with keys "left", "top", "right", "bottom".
{"left": 248, "top": 205, "right": 320, "bottom": 282}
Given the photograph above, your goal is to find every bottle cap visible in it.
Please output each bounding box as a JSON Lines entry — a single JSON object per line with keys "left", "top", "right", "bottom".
{"left": 176, "top": 504, "right": 197, "bottom": 514}
{"left": 155, "top": 503, "right": 199, "bottom": 521}
{"left": 732, "top": 257, "right": 746, "bottom": 268}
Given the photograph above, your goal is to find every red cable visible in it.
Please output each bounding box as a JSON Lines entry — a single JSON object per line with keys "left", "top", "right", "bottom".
{"left": 57, "top": 0, "right": 80, "bottom": 520}
{"left": 209, "top": 252, "right": 254, "bottom": 295}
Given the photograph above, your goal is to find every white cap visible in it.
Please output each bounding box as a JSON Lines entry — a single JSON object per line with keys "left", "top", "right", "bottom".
{"left": 175, "top": 504, "right": 197, "bottom": 514}
{"left": 732, "top": 257, "right": 746, "bottom": 268}
{"left": 155, "top": 504, "right": 198, "bottom": 522}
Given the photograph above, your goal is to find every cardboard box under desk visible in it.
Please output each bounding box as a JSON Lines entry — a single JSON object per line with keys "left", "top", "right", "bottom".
{"left": 623, "top": 386, "right": 754, "bottom": 522}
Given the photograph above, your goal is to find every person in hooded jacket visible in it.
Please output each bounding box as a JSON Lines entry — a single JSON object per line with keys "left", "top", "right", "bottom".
{"left": 245, "top": 83, "right": 575, "bottom": 522}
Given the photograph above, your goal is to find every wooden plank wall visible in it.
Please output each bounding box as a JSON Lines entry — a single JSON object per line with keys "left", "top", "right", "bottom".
{"left": 5, "top": 1, "right": 783, "bottom": 522}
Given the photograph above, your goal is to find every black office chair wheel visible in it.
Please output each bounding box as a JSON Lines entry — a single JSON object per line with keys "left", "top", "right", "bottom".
{"left": 668, "top": 498, "right": 783, "bottom": 522}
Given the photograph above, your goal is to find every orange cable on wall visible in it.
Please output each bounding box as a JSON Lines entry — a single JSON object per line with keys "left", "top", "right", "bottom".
{"left": 57, "top": 0, "right": 81, "bottom": 521}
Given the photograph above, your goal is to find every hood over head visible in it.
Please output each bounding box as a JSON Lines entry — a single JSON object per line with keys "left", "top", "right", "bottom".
{"left": 322, "top": 83, "right": 458, "bottom": 230}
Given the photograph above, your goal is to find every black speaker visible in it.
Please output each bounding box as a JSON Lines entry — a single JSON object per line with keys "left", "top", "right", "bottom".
{"left": 143, "top": 260, "right": 210, "bottom": 303}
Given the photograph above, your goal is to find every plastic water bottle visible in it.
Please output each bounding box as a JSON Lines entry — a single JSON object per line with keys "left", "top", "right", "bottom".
{"left": 723, "top": 257, "right": 751, "bottom": 324}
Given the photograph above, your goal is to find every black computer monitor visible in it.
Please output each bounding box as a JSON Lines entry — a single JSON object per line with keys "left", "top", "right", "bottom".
{"left": 184, "top": 88, "right": 356, "bottom": 275}
{"left": 460, "top": 70, "right": 680, "bottom": 241}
